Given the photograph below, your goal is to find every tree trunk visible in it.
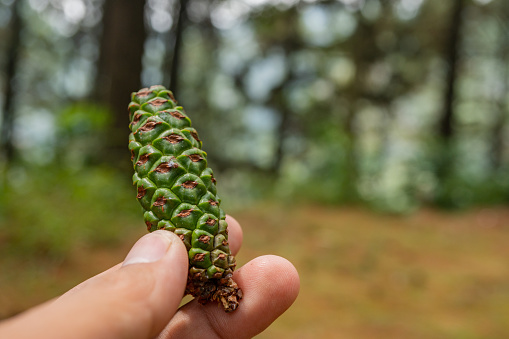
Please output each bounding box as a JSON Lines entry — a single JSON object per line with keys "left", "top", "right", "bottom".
{"left": 1, "top": 0, "right": 22, "bottom": 164}
{"left": 168, "top": 0, "right": 188, "bottom": 97}
{"left": 439, "top": 0, "right": 464, "bottom": 142}
{"left": 95, "top": 0, "right": 147, "bottom": 167}
{"left": 491, "top": 1, "right": 509, "bottom": 170}
{"left": 268, "top": 79, "right": 291, "bottom": 175}
{"left": 342, "top": 104, "right": 359, "bottom": 202}
{"left": 436, "top": 0, "right": 464, "bottom": 182}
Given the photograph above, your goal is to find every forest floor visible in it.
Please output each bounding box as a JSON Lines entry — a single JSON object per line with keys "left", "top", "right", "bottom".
{"left": 1, "top": 204, "right": 509, "bottom": 339}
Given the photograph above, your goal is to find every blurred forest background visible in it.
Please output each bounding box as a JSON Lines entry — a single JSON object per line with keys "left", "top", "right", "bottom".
{"left": 1, "top": 0, "right": 509, "bottom": 338}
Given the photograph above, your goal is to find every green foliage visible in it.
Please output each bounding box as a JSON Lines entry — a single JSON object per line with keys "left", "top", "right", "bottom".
{"left": 277, "top": 137, "right": 356, "bottom": 205}
{"left": 0, "top": 165, "right": 140, "bottom": 259}
{"left": 55, "top": 102, "right": 112, "bottom": 167}
{"left": 58, "top": 102, "right": 111, "bottom": 134}
{"left": 435, "top": 172, "right": 509, "bottom": 210}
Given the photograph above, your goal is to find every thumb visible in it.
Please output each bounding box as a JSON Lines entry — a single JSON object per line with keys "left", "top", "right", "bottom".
{"left": 0, "top": 231, "right": 188, "bottom": 339}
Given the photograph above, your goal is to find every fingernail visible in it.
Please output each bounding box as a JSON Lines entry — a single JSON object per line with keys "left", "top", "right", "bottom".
{"left": 122, "top": 231, "right": 173, "bottom": 266}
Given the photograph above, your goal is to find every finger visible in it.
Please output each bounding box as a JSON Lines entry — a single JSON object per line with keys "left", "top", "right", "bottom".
{"left": 0, "top": 231, "right": 189, "bottom": 339}
{"left": 225, "top": 215, "right": 243, "bottom": 255}
{"left": 59, "top": 263, "right": 122, "bottom": 299}
{"left": 159, "top": 255, "right": 300, "bottom": 339}
{"left": 62, "top": 215, "right": 242, "bottom": 299}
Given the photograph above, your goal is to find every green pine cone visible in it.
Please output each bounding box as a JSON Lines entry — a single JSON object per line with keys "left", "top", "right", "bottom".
{"left": 128, "top": 85, "right": 242, "bottom": 312}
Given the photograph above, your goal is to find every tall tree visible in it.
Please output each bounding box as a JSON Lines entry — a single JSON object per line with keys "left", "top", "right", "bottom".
{"left": 94, "top": 0, "right": 147, "bottom": 167}
{"left": 439, "top": 0, "right": 464, "bottom": 145}
{"left": 491, "top": 0, "right": 509, "bottom": 170}
{"left": 1, "top": 0, "right": 22, "bottom": 164}
{"left": 436, "top": 0, "right": 464, "bottom": 181}
{"left": 168, "top": 0, "right": 188, "bottom": 97}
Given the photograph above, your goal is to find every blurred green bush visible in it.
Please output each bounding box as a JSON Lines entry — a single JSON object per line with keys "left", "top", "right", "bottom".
{"left": 0, "top": 165, "right": 140, "bottom": 260}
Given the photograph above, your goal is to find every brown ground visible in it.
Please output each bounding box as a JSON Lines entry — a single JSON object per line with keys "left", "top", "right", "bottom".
{"left": 2, "top": 204, "right": 509, "bottom": 338}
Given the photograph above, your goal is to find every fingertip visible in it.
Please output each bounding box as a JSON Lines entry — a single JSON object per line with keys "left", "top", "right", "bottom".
{"left": 167, "top": 255, "right": 299, "bottom": 339}
{"left": 225, "top": 215, "right": 243, "bottom": 255}
{"left": 152, "top": 229, "right": 189, "bottom": 256}
{"left": 108, "top": 230, "right": 189, "bottom": 336}
{"left": 275, "top": 255, "right": 300, "bottom": 299}
{"left": 235, "top": 255, "right": 300, "bottom": 313}
{"left": 264, "top": 255, "right": 300, "bottom": 301}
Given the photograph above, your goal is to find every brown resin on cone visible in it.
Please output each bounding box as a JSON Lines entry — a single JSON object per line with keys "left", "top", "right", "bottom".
{"left": 136, "top": 153, "right": 150, "bottom": 166}
{"left": 139, "top": 120, "right": 160, "bottom": 131}
{"left": 190, "top": 131, "right": 201, "bottom": 143}
{"left": 168, "top": 110, "right": 185, "bottom": 119}
{"left": 198, "top": 235, "right": 210, "bottom": 243}
{"left": 165, "top": 134, "right": 184, "bottom": 144}
{"left": 188, "top": 154, "right": 203, "bottom": 162}
{"left": 182, "top": 180, "right": 198, "bottom": 189}
{"left": 136, "top": 186, "right": 146, "bottom": 199}
{"left": 149, "top": 98, "right": 168, "bottom": 107}
{"left": 155, "top": 161, "right": 178, "bottom": 173}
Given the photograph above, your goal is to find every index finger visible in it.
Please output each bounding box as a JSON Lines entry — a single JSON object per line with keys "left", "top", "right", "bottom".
{"left": 224, "top": 215, "right": 243, "bottom": 256}
{"left": 159, "top": 255, "right": 300, "bottom": 339}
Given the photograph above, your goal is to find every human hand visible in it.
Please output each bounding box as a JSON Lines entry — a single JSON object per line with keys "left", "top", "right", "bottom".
{"left": 0, "top": 216, "right": 300, "bottom": 338}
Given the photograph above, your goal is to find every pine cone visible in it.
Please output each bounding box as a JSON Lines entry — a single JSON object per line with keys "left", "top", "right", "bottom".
{"left": 128, "top": 85, "right": 242, "bottom": 312}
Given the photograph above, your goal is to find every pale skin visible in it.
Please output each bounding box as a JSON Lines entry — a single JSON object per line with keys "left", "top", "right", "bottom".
{"left": 0, "top": 216, "right": 300, "bottom": 338}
